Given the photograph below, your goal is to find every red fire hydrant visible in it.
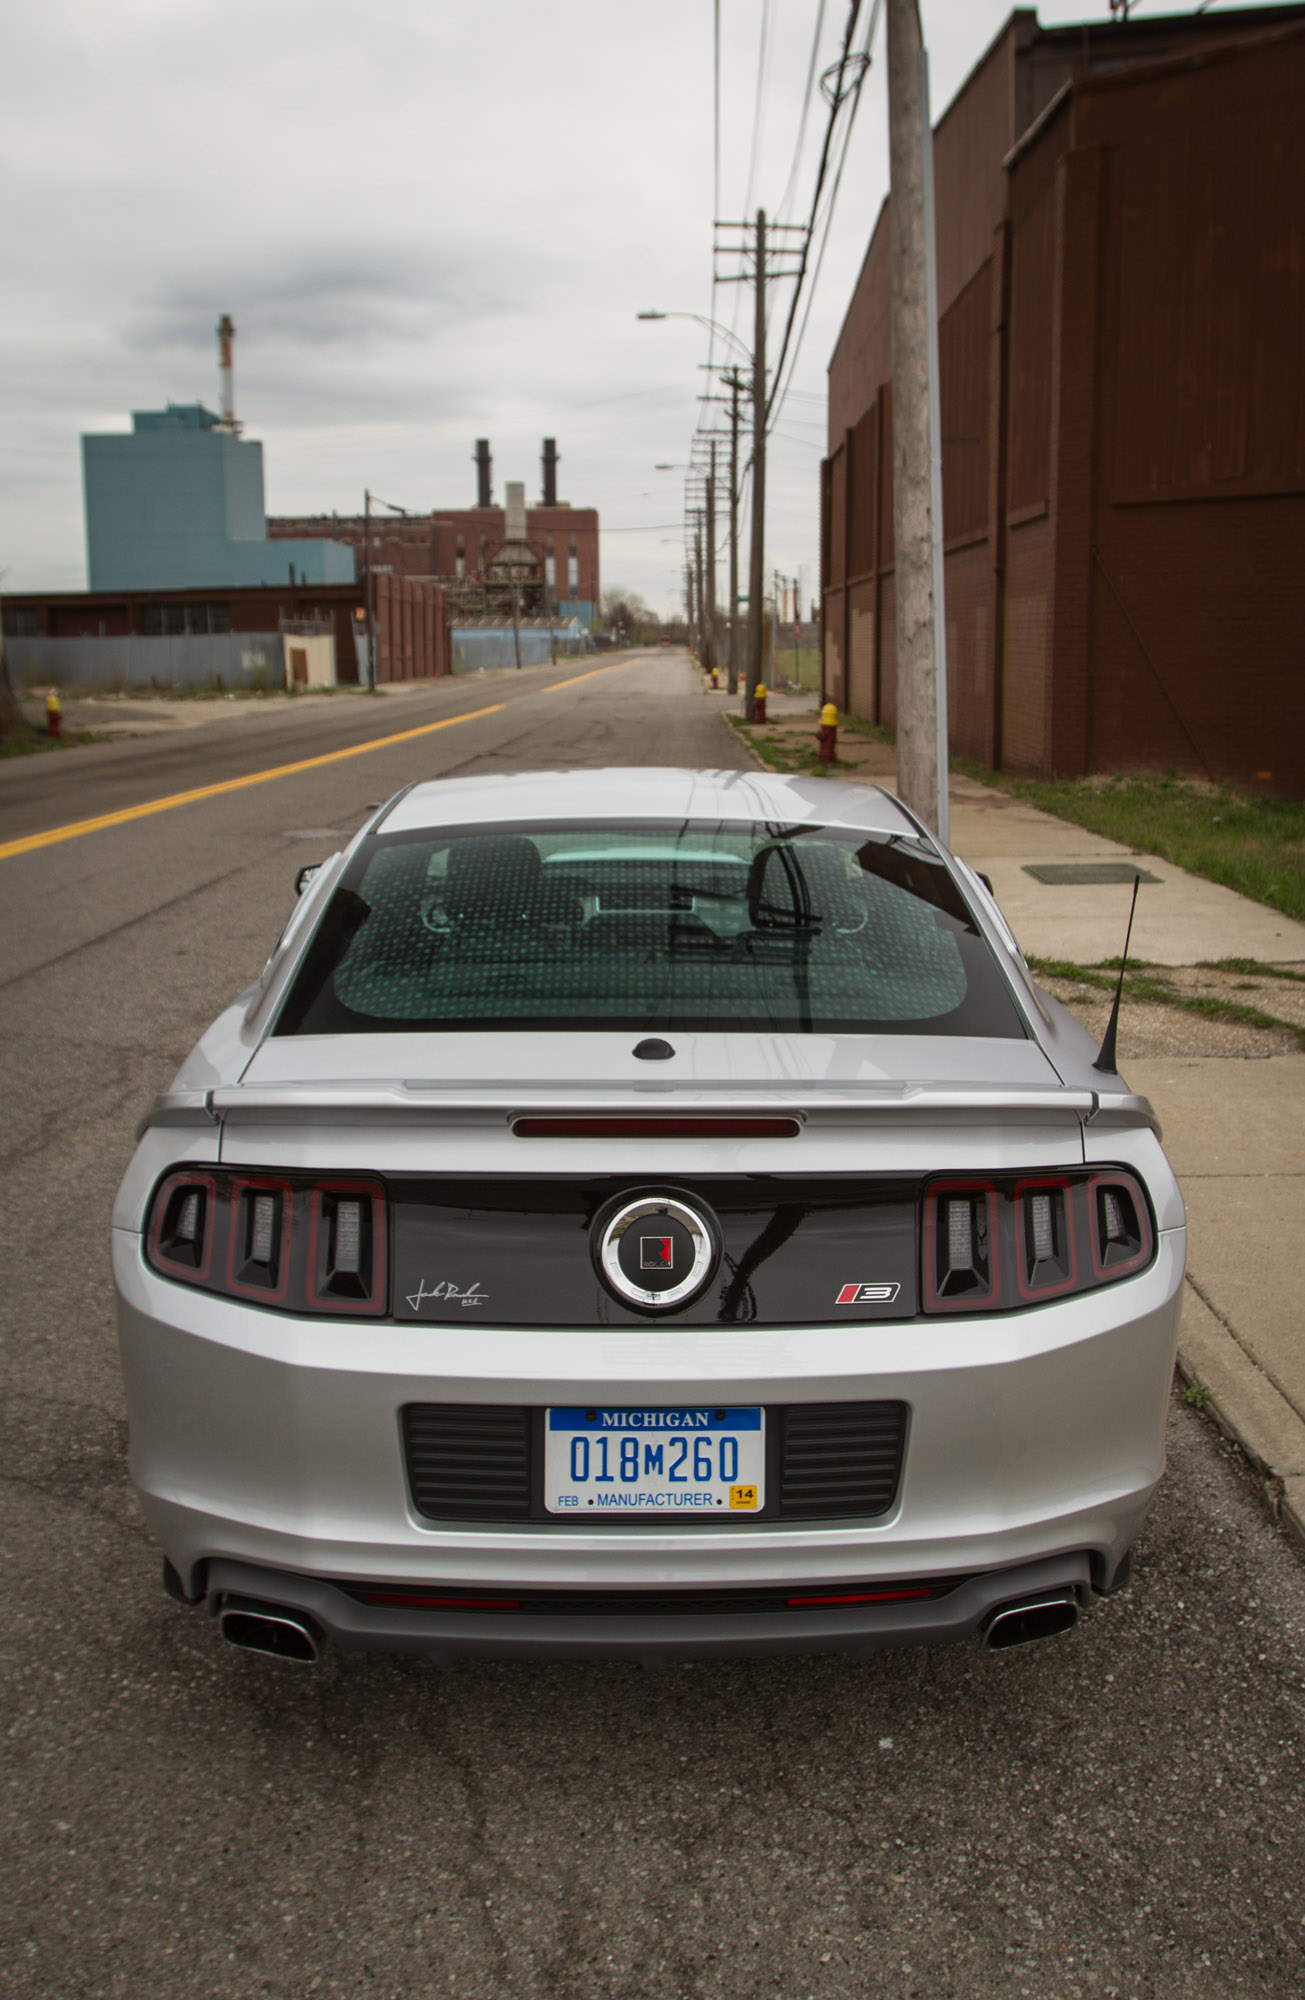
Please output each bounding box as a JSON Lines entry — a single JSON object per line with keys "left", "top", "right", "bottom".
{"left": 45, "top": 690, "right": 63, "bottom": 740}
{"left": 710, "top": 666, "right": 719, "bottom": 690}
{"left": 817, "top": 701, "right": 838, "bottom": 765}
{"left": 754, "top": 683, "right": 767, "bottom": 724}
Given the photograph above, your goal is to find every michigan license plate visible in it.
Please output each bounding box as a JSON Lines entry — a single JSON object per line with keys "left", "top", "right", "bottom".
{"left": 545, "top": 1407, "right": 764, "bottom": 1516}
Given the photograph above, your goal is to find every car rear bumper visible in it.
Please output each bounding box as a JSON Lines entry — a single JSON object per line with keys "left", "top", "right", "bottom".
{"left": 114, "top": 1225, "right": 1184, "bottom": 1629}
{"left": 200, "top": 1552, "right": 1095, "bottom": 1661}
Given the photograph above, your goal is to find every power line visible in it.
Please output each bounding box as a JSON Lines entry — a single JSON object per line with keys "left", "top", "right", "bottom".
{"left": 777, "top": 0, "right": 829, "bottom": 222}
{"left": 769, "top": 0, "right": 879, "bottom": 427}
{"left": 766, "top": 0, "right": 878, "bottom": 428}
{"left": 741, "top": 0, "right": 775, "bottom": 227}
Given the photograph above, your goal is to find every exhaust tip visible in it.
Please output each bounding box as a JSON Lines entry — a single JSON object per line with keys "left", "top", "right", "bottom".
{"left": 220, "top": 1603, "right": 318, "bottom": 1664}
{"left": 985, "top": 1594, "right": 1079, "bottom": 1651}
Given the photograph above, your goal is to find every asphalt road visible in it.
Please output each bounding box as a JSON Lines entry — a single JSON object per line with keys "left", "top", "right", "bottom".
{"left": 2, "top": 651, "right": 1304, "bottom": 2000}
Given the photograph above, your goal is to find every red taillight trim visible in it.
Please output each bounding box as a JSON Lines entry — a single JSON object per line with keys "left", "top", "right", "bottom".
{"left": 147, "top": 1171, "right": 217, "bottom": 1283}
{"left": 1013, "top": 1176, "right": 1080, "bottom": 1302}
{"left": 304, "top": 1180, "right": 388, "bottom": 1315}
{"left": 363, "top": 1592, "right": 521, "bottom": 1610}
{"left": 785, "top": 1587, "right": 937, "bottom": 1607}
{"left": 922, "top": 1180, "right": 1001, "bottom": 1311}
{"left": 512, "top": 1116, "right": 800, "bottom": 1138}
{"left": 225, "top": 1176, "right": 293, "bottom": 1304}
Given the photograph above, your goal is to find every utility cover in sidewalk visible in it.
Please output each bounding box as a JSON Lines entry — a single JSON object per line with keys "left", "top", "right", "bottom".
{"left": 1023, "top": 863, "right": 1161, "bottom": 885}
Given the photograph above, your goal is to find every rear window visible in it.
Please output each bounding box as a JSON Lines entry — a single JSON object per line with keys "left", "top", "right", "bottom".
{"left": 276, "top": 819, "right": 1025, "bottom": 1038}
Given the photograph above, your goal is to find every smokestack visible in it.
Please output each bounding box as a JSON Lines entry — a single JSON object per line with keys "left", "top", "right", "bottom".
{"left": 542, "top": 437, "right": 559, "bottom": 507}
{"left": 474, "top": 439, "right": 493, "bottom": 508}
{"left": 216, "top": 314, "right": 237, "bottom": 430}
{"left": 505, "top": 481, "right": 527, "bottom": 544}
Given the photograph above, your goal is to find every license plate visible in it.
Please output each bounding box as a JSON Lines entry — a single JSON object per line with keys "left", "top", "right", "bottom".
{"left": 545, "top": 1407, "right": 764, "bottom": 1516}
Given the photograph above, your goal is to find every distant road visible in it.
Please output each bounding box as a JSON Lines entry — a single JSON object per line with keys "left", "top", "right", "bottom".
{"left": 0, "top": 653, "right": 646, "bottom": 849}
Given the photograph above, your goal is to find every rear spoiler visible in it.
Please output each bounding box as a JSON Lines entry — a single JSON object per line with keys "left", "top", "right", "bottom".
{"left": 143, "top": 1081, "right": 1158, "bottom": 1136}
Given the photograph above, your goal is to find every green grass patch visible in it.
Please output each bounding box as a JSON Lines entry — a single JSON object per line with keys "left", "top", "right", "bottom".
{"left": 724, "top": 711, "right": 857, "bottom": 777}
{"left": 1025, "top": 952, "right": 1305, "bottom": 1052}
{"left": 1008, "top": 773, "right": 1305, "bottom": 925}
{"left": 1198, "top": 956, "right": 1305, "bottom": 984}
{"left": 0, "top": 726, "right": 104, "bottom": 757}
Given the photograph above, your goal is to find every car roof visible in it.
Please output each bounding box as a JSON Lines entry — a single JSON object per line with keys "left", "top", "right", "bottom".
{"left": 378, "top": 768, "right": 924, "bottom": 841}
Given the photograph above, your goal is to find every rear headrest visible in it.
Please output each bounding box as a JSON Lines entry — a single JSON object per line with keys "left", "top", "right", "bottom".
{"left": 444, "top": 835, "right": 543, "bottom": 920}
{"left": 747, "top": 840, "right": 865, "bottom": 930}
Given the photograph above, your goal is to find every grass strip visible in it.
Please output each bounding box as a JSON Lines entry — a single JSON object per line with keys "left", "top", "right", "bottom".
{"left": 1026, "top": 954, "right": 1305, "bottom": 1052}
{"left": 1007, "top": 774, "right": 1305, "bottom": 926}
{"left": 1198, "top": 956, "right": 1305, "bottom": 984}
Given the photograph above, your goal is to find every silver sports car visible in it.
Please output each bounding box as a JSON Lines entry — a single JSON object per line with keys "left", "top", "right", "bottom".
{"left": 113, "top": 769, "right": 1184, "bottom": 1663}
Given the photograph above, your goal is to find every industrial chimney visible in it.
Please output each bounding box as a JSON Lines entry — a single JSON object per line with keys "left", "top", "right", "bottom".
{"left": 474, "top": 439, "right": 493, "bottom": 508}
{"left": 542, "top": 437, "right": 559, "bottom": 507}
{"left": 216, "top": 314, "right": 239, "bottom": 431}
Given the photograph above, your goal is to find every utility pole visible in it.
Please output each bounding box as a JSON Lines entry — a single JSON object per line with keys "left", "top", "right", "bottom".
{"left": 886, "top": 0, "right": 949, "bottom": 839}
{"left": 724, "top": 369, "right": 742, "bottom": 692}
{"left": 511, "top": 580, "right": 521, "bottom": 670}
{"left": 694, "top": 517, "right": 705, "bottom": 662}
{"left": 362, "top": 489, "right": 375, "bottom": 691}
{"left": 704, "top": 440, "right": 718, "bottom": 683}
{"left": 747, "top": 208, "right": 767, "bottom": 721}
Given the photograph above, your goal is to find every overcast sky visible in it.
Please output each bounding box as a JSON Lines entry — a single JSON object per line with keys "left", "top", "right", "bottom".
{"left": 0, "top": 1, "right": 1273, "bottom": 614}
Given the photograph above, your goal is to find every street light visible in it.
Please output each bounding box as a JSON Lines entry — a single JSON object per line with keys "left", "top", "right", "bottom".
{"left": 636, "top": 311, "right": 752, "bottom": 362}
{"left": 641, "top": 316, "right": 754, "bottom": 703}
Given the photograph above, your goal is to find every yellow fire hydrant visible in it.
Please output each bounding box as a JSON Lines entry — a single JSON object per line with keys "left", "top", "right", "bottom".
{"left": 45, "top": 690, "right": 63, "bottom": 740}
{"left": 817, "top": 701, "right": 838, "bottom": 765}
{"left": 753, "top": 683, "right": 767, "bottom": 724}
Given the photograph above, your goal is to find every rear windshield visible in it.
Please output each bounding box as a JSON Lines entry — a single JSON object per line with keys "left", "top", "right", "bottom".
{"left": 276, "top": 819, "right": 1025, "bottom": 1038}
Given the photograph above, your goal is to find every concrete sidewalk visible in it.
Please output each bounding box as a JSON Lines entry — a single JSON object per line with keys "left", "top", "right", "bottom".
{"left": 720, "top": 685, "right": 1305, "bottom": 1554}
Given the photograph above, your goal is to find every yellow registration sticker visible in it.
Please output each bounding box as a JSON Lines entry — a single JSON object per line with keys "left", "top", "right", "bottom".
{"left": 729, "top": 1484, "right": 759, "bottom": 1510}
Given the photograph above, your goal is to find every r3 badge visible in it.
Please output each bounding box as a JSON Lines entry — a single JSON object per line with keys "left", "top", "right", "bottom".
{"left": 835, "top": 1282, "right": 901, "bottom": 1305}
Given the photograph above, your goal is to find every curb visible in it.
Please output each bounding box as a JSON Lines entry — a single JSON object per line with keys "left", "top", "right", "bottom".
{"left": 1174, "top": 1281, "right": 1305, "bottom": 1559}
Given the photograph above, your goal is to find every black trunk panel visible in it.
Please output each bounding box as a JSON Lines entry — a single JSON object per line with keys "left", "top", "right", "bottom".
{"left": 391, "top": 1173, "right": 918, "bottom": 1326}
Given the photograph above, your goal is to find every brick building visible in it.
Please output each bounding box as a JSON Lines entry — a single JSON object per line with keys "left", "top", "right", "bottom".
{"left": 822, "top": 5, "right": 1305, "bottom": 796}
{"left": 269, "top": 500, "right": 600, "bottom": 629}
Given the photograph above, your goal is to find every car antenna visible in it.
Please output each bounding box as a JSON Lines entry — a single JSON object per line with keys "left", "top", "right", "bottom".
{"left": 1092, "top": 873, "right": 1142, "bottom": 1075}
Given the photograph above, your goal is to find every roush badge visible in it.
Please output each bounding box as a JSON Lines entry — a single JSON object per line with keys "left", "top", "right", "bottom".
{"left": 835, "top": 1282, "right": 901, "bottom": 1305}
{"left": 593, "top": 1192, "right": 720, "bottom": 1313}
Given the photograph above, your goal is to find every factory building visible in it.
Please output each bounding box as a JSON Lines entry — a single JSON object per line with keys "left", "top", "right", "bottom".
{"left": 81, "top": 318, "right": 354, "bottom": 592}
{"left": 2, "top": 574, "right": 448, "bottom": 690}
{"left": 822, "top": 5, "right": 1305, "bottom": 797}
{"left": 268, "top": 436, "right": 600, "bottom": 629}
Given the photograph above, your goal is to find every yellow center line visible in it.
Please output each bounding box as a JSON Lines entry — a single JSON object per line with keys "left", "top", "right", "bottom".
{"left": 0, "top": 701, "right": 507, "bottom": 863}
{"left": 543, "top": 655, "right": 640, "bottom": 693}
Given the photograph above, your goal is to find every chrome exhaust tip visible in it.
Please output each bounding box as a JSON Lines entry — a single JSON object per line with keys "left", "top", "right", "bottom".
{"left": 219, "top": 1600, "right": 319, "bottom": 1664}
{"left": 984, "top": 1593, "right": 1079, "bottom": 1651}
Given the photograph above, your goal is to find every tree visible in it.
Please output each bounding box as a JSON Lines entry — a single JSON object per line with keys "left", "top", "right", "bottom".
{"left": 0, "top": 587, "right": 32, "bottom": 744}
{"left": 598, "top": 587, "right": 656, "bottom": 644}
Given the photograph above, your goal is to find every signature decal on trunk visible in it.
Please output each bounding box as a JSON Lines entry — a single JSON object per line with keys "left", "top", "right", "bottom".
{"left": 835, "top": 1282, "right": 901, "bottom": 1305}
{"left": 405, "top": 1279, "right": 489, "bottom": 1312}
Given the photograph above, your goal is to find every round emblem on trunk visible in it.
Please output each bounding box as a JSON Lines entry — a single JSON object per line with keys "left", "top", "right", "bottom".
{"left": 594, "top": 1194, "right": 719, "bottom": 1312}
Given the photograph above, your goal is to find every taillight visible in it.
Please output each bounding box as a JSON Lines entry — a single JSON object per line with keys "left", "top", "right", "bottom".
{"left": 145, "top": 1171, "right": 387, "bottom": 1317}
{"left": 307, "top": 1183, "right": 388, "bottom": 1312}
{"left": 227, "top": 1178, "right": 292, "bottom": 1302}
{"left": 922, "top": 1169, "right": 1153, "bottom": 1314}
{"left": 923, "top": 1182, "right": 999, "bottom": 1310}
{"left": 1014, "top": 1177, "right": 1078, "bottom": 1302}
{"left": 148, "top": 1172, "right": 217, "bottom": 1282}
{"left": 1088, "top": 1174, "right": 1151, "bottom": 1280}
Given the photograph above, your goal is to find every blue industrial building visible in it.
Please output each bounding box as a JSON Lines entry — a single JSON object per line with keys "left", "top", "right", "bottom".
{"left": 82, "top": 403, "right": 354, "bottom": 591}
